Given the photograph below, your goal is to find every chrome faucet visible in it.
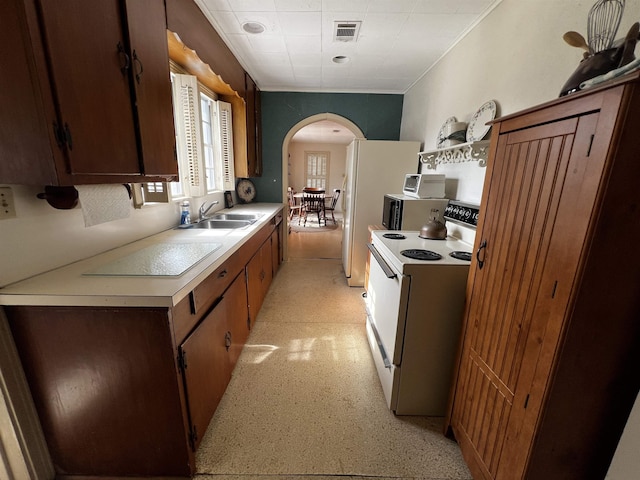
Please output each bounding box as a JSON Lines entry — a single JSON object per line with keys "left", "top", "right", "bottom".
{"left": 199, "top": 200, "right": 219, "bottom": 221}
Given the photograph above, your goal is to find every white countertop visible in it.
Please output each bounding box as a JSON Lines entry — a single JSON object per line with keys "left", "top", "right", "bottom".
{"left": 0, "top": 204, "right": 282, "bottom": 308}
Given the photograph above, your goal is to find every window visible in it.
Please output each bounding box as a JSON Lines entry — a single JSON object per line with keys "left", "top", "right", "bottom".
{"left": 305, "top": 151, "right": 329, "bottom": 190}
{"left": 139, "top": 71, "right": 235, "bottom": 204}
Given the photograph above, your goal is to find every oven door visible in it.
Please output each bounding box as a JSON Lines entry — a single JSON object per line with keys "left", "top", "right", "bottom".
{"left": 365, "top": 243, "right": 409, "bottom": 365}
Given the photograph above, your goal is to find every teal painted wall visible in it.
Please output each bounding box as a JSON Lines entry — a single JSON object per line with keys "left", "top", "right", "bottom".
{"left": 251, "top": 92, "right": 404, "bottom": 202}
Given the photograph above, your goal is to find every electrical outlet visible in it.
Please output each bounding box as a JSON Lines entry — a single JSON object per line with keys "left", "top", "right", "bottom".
{"left": 0, "top": 187, "right": 17, "bottom": 219}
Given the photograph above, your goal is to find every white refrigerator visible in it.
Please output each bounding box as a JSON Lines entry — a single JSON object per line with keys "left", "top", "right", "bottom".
{"left": 342, "top": 139, "right": 421, "bottom": 287}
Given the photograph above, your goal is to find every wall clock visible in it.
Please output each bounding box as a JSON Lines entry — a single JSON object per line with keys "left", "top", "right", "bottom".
{"left": 236, "top": 178, "right": 256, "bottom": 203}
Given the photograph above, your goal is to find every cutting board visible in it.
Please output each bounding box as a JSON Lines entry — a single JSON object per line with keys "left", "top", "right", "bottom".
{"left": 84, "top": 242, "right": 222, "bottom": 277}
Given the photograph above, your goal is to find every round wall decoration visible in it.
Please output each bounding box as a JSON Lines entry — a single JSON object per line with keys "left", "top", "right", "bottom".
{"left": 236, "top": 178, "right": 256, "bottom": 203}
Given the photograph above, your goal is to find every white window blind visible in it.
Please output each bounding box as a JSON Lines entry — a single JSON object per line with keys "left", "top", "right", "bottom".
{"left": 172, "top": 73, "right": 205, "bottom": 197}
{"left": 215, "top": 100, "right": 235, "bottom": 191}
{"left": 305, "top": 151, "right": 329, "bottom": 190}
{"left": 142, "top": 182, "right": 169, "bottom": 202}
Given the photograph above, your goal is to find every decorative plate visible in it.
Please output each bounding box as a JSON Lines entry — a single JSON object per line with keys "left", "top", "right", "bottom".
{"left": 467, "top": 100, "right": 497, "bottom": 143}
{"left": 437, "top": 116, "right": 457, "bottom": 149}
{"left": 236, "top": 178, "right": 256, "bottom": 203}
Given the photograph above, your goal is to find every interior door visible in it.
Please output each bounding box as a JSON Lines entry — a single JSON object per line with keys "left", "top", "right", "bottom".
{"left": 450, "top": 112, "right": 600, "bottom": 479}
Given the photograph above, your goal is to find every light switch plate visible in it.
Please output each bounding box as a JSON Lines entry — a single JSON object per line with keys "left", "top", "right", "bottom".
{"left": 0, "top": 187, "right": 17, "bottom": 219}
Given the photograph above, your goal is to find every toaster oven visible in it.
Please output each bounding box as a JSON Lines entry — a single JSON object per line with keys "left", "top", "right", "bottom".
{"left": 402, "top": 173, "right": 445, "bottom": 198}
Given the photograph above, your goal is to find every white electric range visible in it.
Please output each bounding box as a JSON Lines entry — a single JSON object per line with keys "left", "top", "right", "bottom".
{"left": 364, "top": 201, "right": 478, "bottom": 415}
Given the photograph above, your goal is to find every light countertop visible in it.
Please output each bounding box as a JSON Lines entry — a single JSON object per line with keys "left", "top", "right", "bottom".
{"left": 0, "top": 204, "right": 282, "bottom": 308}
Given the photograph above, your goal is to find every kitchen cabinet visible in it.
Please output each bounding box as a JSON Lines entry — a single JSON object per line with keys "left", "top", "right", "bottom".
{"left": 179, "top": 271, "right": 248, "bottom": 451}
{"left": 446, "top": 74, "right": 640, "bottom": 480}
{"left": 4, "top": 209, "right": 282, "bottom": 477}
{"left": 271, "top": 210, "right": 284, "bottom": 276}
{"left": 241, "top": 71, "right": 263, "bottom": 177}
{"left": 247, "top": 237, "right": 273, "bottom": 328}
{"left": 0, "top": 0, "right": 177, "bottom": 186}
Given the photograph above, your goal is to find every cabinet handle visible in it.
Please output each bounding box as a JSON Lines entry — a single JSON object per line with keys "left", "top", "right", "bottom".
{"left": 218, "top": 269, "right": 228, "bottom": 278}
{"left": 133, "top": 50, "right": 143, "bottom": 83}
{"left": 224, "top": 331, "right": 232, "bottom": 351}
{"left": 117, "top": 42, "right": 130, "bottom": 75}
{"left": 476, "top": 240, "right": 487, "bottom": 270}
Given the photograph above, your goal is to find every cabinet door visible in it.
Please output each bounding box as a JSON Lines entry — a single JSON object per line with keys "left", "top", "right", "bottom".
{"left": 247, "top": 238, "right": 273, "bottom": 327}
{"left": 226, "top": 272, "right": 250, "bottom": 370}
{"left": 450, "top": 113, "right": 601, "bottom": 479}
{"left": 244, "top": 72, "right": 261, "bottom": 177}
{"left": 124, "top": 0, "right": 177, "bottom": 177}
{"left": 0, "top": 0, "right": 58, "bottom": 185}
{"left": 37, "top": 0, "right": 140, "bottom": 176}
{"left": 180, "top": 298, "right": 232, "bottom": 450}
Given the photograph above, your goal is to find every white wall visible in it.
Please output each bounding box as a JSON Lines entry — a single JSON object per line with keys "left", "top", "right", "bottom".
{"left": 0, "top": 185, "right": 225, "bottom": 287}
{"left": 287, "top": 141, "right": 347, "bottom": 211}
{"left": 401, "top": 0, "right": 640, "bottom": 205}
{"left": 398, "top": 1, "right": 640, "bottom": 477}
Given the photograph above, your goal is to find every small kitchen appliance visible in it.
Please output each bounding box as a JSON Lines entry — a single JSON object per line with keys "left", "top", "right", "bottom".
{"left": 402, "top": 173, "right": 445, "bottom": 198}
{"left": 382, "top": 194, "right": 449, "bottom": 231}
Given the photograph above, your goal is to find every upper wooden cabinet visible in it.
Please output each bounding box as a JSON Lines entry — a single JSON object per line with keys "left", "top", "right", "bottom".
{"left": 447, "top": 74, "right": 640, "bottom": 480}
{"left": 242, "top": 72, "right": 262, "bottom": 178}
{"left": 0, "top": 0, "right": 177, "bottom": 186}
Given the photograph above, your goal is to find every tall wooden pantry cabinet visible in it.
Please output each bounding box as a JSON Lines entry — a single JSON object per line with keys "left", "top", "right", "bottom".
{"left": 446, "top": 72, "right": 640, "bottom": 480}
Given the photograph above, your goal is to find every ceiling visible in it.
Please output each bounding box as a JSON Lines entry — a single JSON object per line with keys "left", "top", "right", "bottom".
{"left": 290, "top": 120, "right": 356, "bottom": 144}
{"left": 195, "top": 0, "right": 501, "bottom": 95}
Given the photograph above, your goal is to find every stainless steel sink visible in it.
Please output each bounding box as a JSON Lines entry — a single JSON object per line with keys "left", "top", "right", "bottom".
{"left": 208, "top": 213, "right": 264, "bottom": 221}
{"left": 194, "top": 219, "right": 253, "bottom": 229}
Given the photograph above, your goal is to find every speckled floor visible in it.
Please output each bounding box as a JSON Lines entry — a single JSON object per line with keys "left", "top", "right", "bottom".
{"left": 194, "top": 223, "right": 471, "bottom": 480}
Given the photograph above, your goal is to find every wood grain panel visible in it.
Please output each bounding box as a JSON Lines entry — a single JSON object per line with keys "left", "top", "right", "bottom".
{"left": 452, "top": 117, "right": 582, "bottom": 479}
{"left": 37, "top": 0, "right": 140, "bottom": 175}
{"left": 124, "top": 0, "right": 177, "bottom": 177}
{"left": 7, "top": 306, "right": 191, "bottom": 477}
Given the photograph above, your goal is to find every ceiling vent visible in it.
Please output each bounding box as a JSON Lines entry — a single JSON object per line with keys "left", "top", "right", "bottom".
{"left": 334, "top": 21, "right": 361, "bottom": 42}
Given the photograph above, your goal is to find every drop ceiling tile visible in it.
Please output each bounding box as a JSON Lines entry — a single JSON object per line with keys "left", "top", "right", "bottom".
{"left": 284, "top": 35, "right": 322, "bottom": 53}
{"left": 278, "top": 11, "right": 323, "bottom": 35}
{"left": 454, "top": 0, "right": 496, "bottom": 14}
{"left": 205, "top": 10, "right": 243, "bottom": 34}
{"left": 248, "top": 51, "right": 292, "bottom": 67}
{"left": 233, "top": 0, "right": 277, "bottom": 12}
{"left": 358, "top": 13, "right": 410, "bottom": 38}
{"left": 321, "top": 0, "right": 369, "bottom": 13}
{"left": 290, "top": 52, "right": 323, "bottom": 66}
{"left": 293, "top": 64, "right": 323, "bottom": 77}
{"left": 247, "top": 34, "right": 288, "bottom": 52}
{"left": 275, "top": 0, "right": 322, "bottom": 11}
{"left": 412, "top": 0, "right": 458, "bottom": 14}
{"left": 198, "top": 0, "right": 232, "bottom": 12}
{"left": 366, "top": 0, "right": 417, "bottom": 13}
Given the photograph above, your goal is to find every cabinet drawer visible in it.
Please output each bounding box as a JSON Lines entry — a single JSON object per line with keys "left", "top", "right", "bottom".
{"left": 192, "top": 254, "right": 244, "bottom": 316}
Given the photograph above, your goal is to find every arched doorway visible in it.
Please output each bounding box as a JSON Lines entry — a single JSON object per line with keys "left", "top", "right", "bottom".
{"left": 281, "top": 114, "right": 365, "bottom": 258}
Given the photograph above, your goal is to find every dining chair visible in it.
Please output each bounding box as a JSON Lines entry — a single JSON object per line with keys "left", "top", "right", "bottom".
{"left": 302, "top": 187, "right": 325, "bottom": 194}
{"left": 324, "top": 189, "right": 341, "bottom": 224}
{"left": 299, "top": 193, "right": 325, "bottom": 226}
{"left": 287, "top": 187, "right": 301, "bottom": 220}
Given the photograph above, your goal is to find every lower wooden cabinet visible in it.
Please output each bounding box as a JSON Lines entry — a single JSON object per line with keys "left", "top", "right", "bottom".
{"left": 4, "top": 209, "right": 283, "bottom": 478}
{"left": 180, "top": 271, "right": 248, "bottom": 451}
{"left": 6, "top": 305, "right": 193, "bottom": 477}
{"left": 247, "top": 237, "right": 273, "bottom": 328}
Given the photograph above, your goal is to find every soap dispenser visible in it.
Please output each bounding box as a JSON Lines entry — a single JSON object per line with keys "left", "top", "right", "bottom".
{"left": 180, "top": 201, "right": 191, "bottom": 225}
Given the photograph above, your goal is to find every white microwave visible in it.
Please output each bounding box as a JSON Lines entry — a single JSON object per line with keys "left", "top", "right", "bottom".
{"left": 402, "top": 173, "right": 445, "bottom": 198}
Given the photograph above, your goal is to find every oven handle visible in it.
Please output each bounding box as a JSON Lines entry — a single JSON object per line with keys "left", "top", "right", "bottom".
{"left": 367, "top": 243, "right": 397, "bottom": 279}
{"left": 365, "top": 311, "right": 392, "bottom": 370}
